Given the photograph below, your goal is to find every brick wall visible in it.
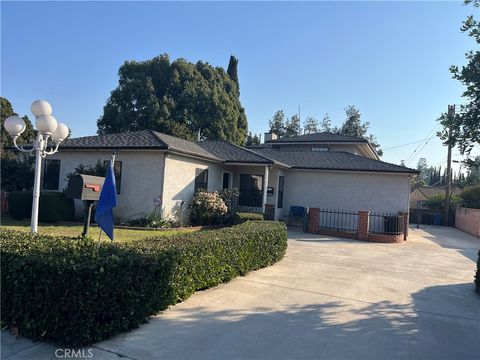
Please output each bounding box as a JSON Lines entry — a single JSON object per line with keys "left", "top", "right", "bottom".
{"left": 455, "top": 208, "right": 480, "bottom": 237}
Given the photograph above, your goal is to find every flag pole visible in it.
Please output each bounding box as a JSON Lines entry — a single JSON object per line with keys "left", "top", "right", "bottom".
{"left": 109, "top": 152, "right": 116, "bottom": 242}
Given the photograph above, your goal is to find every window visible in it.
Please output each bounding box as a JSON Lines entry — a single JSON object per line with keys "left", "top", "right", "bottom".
{"left": 312, "top": 146, "right": 329, "bottom": 152}
{"left": 194, "top": 168, "right": 209, "bottom": 192}
{"left": 277, "top": 176, "right": 284, "bottom": 209}
{"left": 222, "top": 172, "right": 231, "bottom": 190}
{"left": 239, "top": 174, "right": 263, "bottom": 207}
{"left": 103, "top": 160, "right": 122, "bottom": 194}
{"left": 43, "top": 159, "right": 60, "bottom": 190}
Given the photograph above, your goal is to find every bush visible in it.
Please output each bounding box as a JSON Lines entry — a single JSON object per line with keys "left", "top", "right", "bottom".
{"left": 127, "top": 212, "right": 172, "bottom": 228}
{"left": 476, "top": 250, "right": 480, "bottom": 295}
{"left": 39, "top": 192, "right": 75, "bottom": 222}
{"left": 1, "top": 221, "right": 287, "bottom": 345}
{"left": 8, "top": 191, "right": 74, "bottom": 222}
{"left": 190, "top": 191, "right": 228, "bottom": 225}
{"left": 424, "top": 193, "right": 461, "bottom": 210}
{"left": 461, "top": 186, "right": 480, "bottom": 209}
{"left": 7, "top": 191, "right": 32, "bottom": 220}
{"left": 233, "top": 212, "right": 264, "bottom": 225}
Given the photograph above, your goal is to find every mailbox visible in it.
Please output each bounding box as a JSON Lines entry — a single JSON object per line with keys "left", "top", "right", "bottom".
{"left": 66, "top": 174, "right": 105, "bottom": 201}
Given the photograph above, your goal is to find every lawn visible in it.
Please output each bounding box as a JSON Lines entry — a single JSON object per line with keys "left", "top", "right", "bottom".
{"left": 1, "top": 217, "right": 197, "bottom": 242}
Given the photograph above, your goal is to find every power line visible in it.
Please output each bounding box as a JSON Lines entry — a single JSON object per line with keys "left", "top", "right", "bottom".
{"left": 404, "top": 124, "right": 441, "bottom": 165}
{"left": 383, "top": 139, "right": 427, "bottom": 151}
{"left": 405, "top": 129, "right": 440, "bottom": 165}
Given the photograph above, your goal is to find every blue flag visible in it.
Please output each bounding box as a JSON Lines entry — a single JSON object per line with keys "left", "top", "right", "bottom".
{"left": 95, "top": 159, "right": 118, "bottom": 241}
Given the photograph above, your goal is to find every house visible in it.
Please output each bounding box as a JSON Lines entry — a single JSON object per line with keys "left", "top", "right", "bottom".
{"left": 410, "top": 185, "right": 462, "bottom": 209}
{"left": 42, "top": 130, "right": 418, "bottom": 223}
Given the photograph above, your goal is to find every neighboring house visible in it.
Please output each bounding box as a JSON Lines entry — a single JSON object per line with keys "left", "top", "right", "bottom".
{"left": 410, "top": 185, "right": 462, "bottom": 209}
{"left": 42, "top": 130, "right": 418, "bottom": 223}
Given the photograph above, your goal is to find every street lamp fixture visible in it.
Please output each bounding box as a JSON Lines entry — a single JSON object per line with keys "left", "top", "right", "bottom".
{"left": 4, "top": 100, "right": 69, "bottom": 233}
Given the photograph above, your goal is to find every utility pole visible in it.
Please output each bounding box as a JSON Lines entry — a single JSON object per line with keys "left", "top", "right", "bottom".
{"left": 444, "top": 105, "right": 455, "bottom": 226}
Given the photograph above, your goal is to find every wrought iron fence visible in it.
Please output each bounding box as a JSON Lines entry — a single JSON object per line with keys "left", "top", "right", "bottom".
{"left": 317, "top": 209, "right": 359, "bottom": 232}
{"left": 369, "top": 212, "right": 404, "bottom": 235}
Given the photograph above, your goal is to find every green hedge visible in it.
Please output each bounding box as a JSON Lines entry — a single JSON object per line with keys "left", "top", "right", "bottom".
{"left": 476, "top": 250, "right": 480, "bottom": 295}
{"left": 233, "top": 211, "right": 265, "bottom": 225}
{"left": 1, "top": 221, "right": 287, "bottom": 345}
{"left": 8, "top": 191, "right": 74, "bottom": 222}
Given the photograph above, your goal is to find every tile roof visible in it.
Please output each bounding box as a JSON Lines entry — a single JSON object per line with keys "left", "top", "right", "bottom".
{"left": 253, "top": 148, "right": 418, "bottom": 174}
{"left": 265, "top": 132, "right": 368, "bottom": 143}
{"left": 198, "top": 140, "right": 273, "bottom": 164}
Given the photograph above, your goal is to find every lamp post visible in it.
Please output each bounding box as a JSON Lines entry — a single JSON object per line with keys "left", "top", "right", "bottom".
{"left": 4, "top": 100, "right": 69, "bottom": 233}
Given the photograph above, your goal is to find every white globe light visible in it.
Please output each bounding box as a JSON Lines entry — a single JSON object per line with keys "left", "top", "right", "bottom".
{"left": 51, "top": 122, "right": 69, "bottom": 142}
{"left": 4, "top": 115, "right": 26, "bottom": 137}
{"left": 35, "top": 115, "right": 58, "bottom": 135}
{"left": 31, "top": 100, "right": 52, "bottom": 117}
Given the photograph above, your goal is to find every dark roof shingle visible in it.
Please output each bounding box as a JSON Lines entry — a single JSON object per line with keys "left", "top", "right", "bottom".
{"left": 59, "top": 130, "right": 417, "bottom": 174}
{"left": 60, "top": 130, "right": 167, "bottom": 149}
{"left": 198, "top": 141, "right": 272, "bottom": 164}
{"left": 253, "top": 148, "right": 418, "bottom": 174}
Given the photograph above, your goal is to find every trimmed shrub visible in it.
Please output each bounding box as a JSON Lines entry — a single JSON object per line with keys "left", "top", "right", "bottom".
{"left": 39, "top": 192, "right": 75, "bottom": 222}
{"left": 7, "top": 191, "right": 32, "bottom": 220}
{"left": 1, "top": 221, "right": 287, "bottom": 345}
{"left": 476, "top": 250, "right": 480, "bottom": 295}
{"left": 7, "top": 191, "right": 74, "bottom": 222}
{"left": 233, "top": 211, "right": 264, "bottom": 225}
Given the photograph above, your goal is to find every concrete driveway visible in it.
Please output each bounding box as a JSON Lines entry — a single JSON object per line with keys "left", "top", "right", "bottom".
{"left": 2, "top": 225, "right": 479, "bottom": 360}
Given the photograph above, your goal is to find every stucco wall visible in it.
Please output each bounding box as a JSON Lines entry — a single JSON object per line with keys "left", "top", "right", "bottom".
{"left": 455, "top": 208, "right": 480, "bottom": 237}
{"left": 46, "top": 150, "right": 165, "bottom": 220}
{"left": 162, "top": 153, "right": 231, "bottom": 224}
{"left": 283, "top": 170, "right": 411, "bottom": 218}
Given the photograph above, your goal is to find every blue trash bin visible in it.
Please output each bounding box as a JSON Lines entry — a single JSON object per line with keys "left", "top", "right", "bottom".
{"left": 433, "top": 213, "right": 442, "bottom": 225}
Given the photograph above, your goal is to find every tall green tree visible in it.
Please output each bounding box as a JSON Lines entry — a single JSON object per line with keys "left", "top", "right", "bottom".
{"left": 303, "top": 116, "right": 319, "bottom": 134}
{"left": 320, "top": 113, "right": 333, "bottom": 132}
{"left": 97, "top": 54, "right": 248, "bottom": 145}
{"left": 227, "top": 55, "right": 239, "bottom": 92}
{"left": 285, "top": 114, "right": 302, "bottom": 138}
{"left": 337, "top": 105, "right": 383, "bottom": 156}
{"left": 245, "top": 132, "right": 261, "bottom": 146}
{"left": 268, "top": 110, "right": 286, "bottom": 138}
{"left": 1, "top": 97, "right": 35, "bottom": 191}
{"left": 1, "top": 97, "right": 35, "bottom": 149}
{"left": 438, "top": 0, "right": 480, "bottom": 159}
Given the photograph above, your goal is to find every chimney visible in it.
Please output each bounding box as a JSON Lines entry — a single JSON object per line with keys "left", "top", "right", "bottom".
{"left": 264, "top": 132, "right": 278, "bottom": 143}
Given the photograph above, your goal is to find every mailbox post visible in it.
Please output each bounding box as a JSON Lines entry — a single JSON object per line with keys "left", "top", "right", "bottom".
{"left": 66, "top": 174, "right": 105, "bottom": 237}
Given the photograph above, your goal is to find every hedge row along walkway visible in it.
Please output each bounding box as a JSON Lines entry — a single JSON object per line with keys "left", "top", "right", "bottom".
{"left": 3, "top": 225, "right": 479, "bottom": 359}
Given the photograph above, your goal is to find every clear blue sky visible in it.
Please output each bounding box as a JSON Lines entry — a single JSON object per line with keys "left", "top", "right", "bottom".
{"left": 1, "top": 1, "right": 478, "bottom": 172}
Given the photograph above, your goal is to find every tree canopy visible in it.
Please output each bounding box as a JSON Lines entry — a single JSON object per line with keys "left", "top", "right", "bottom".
{"left": 1, "top": 97, "right": 35, "bottom": 149}
{"left": 266, "top": 106, "right": 382, "bottom": 155}
{"left": 438, "top": 0, "right": 480, "bottom": 159}
{"left": 337, "top": 106, "right": 383, "bottom": 156}
{"left": 97, "top": 54, "right": 248, "bottom": 145}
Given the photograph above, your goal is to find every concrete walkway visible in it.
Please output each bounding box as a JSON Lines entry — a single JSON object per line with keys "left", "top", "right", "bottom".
{"left": 2, "top": 226, "right": 479, "bottom": 360}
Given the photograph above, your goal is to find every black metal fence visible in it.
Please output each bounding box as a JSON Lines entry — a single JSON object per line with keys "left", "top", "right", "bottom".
{"left": 317, "top": 209, "right": 359, "bottom": 232}
{"left": 369, "top": 212, "right": 404, "bottom": 235}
